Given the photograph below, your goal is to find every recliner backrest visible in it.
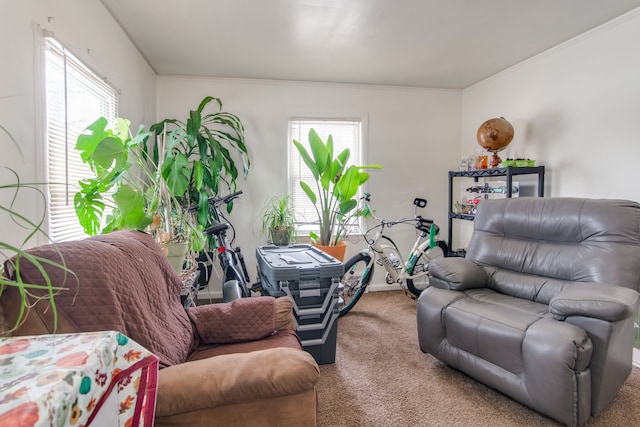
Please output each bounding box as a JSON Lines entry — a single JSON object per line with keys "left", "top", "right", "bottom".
{"left": 467, "top": 197, "right": 640, "bottom": 303}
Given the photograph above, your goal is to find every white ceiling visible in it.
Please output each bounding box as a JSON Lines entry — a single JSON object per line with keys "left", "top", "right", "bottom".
{"left": 100, "top": 0, "right": 640, "bottom": 89}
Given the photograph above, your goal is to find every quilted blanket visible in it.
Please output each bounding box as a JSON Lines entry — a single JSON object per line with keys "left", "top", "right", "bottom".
{"left": 2, "top": 230, "right": 194, "bottom": 367}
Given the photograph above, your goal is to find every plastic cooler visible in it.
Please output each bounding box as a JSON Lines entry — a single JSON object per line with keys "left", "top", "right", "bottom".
{"left": 256, "top": 244, "right": 344, "bottom": 364}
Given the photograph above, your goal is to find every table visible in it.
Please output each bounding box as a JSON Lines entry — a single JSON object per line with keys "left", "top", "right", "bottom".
{"left": 0, "top": 331, "right": 159, "bottom": 426}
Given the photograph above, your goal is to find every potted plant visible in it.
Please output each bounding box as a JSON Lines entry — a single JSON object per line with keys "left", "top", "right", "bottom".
{"left": 148, "top": 96, "right": 250, "bottom": 280}
{"left": 73, "top": 117, "right": 202, "bottom": 271}
{"left": 149, "top": 96, "right": 250, "bottom": 240}
{"left": 261, "top": 195, "right": 296, "bottom": 246}
{"left": 292, "top": 128, "right": 382, "bottom": 260}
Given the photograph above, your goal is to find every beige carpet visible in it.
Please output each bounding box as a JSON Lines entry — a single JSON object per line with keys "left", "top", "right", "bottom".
{"left": 317, "top": 290, "right": 640, "bottom": 427}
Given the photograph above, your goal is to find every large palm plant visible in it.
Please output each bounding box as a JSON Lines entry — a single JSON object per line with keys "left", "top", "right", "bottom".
{"left": 293, "top": 128, "right": 382, "bottom": 246}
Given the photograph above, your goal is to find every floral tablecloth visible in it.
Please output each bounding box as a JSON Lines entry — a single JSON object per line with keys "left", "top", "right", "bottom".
{"left": 0, "top": 331, "right": 159, "bottom": 427}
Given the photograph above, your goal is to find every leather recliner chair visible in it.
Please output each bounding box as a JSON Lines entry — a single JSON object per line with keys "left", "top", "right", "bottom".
{"left": 417, "top": 197, "right": 640, "bottom": 426}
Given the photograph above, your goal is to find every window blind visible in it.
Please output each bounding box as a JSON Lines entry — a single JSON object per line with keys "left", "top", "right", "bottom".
{"left": 289, "top": 118, "right": 362, "bottom": 233}
{"left": 44, "top": 37, "right": 118, "bottom": 242}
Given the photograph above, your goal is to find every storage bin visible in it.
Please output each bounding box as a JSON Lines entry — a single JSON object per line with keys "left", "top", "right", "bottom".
{"left": 256, "top": 244, "right": 343, "bottom": 364}
{"left": 303, "top": 313, "right": 339, "bottom": 365}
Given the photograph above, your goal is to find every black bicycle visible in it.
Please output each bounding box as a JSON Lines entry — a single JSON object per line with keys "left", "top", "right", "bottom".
{"left": 200, "top": 191, "right": 256, "bottom": 301}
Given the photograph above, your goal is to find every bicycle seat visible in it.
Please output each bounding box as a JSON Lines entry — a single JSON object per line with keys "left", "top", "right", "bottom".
{"left": 414, "top": 198, "right": 427, "bottom": 208}
{"left": 205, "top": 222, "right": 229, "bottom": 236}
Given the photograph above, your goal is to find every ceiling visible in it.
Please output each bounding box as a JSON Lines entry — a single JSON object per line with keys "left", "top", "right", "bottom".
{"left": 100, "top": 0, "right": 640, "bottom": 89}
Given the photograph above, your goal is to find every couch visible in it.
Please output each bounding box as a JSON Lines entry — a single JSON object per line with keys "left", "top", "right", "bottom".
{"left": 417, "top": 197, "right": 640, "bottom": 426}
{"left": 1, "top": 230, "right": 320, "bottom": 426}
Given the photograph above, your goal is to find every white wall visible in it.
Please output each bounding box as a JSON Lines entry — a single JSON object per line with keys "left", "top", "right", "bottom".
{"left": 461, "top": 9, "right": 640, "bottom": 361}
{"left": 0, "top": 0, "right": 156, "bottom": 247}
{"left": 462, "top": 8, "right": 640, "bottom": 201}
{"left": 157, "top": 77, "right": 461, "bottom": 295}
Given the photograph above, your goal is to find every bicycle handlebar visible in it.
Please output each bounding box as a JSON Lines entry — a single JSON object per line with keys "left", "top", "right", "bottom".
{"left": 208, "top": 190, "right": 243, "bottom": 206}
{"left": 360, "top": 194, "right": 434, "bottom": 232}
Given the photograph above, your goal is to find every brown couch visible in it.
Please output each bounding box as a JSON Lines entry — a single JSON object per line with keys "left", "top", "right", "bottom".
{"left": 1, "top": 230, "right": 320, "bottom": 426}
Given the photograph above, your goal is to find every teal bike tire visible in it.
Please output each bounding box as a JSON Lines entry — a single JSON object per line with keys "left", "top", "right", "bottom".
{"left": 338, "top": 252, "right": 373, "bottom": 317}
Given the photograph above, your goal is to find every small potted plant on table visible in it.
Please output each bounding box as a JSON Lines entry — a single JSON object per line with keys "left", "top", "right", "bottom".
{"left": 261, "top": 195, "right": 296, "bottom": 246}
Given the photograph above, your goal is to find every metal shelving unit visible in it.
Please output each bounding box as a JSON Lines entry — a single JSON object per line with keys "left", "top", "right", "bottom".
{"left": 447, "top": 166, "right": 545, "bottom": 249}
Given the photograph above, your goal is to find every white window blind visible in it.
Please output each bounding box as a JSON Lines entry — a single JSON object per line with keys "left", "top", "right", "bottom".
{"left": 289, "top": 118, "right": 363, "bottom": 233}
{"left": 44, "top": 37, "right": 118, "bottom": 242}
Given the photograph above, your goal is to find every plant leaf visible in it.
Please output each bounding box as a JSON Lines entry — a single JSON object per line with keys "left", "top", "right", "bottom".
{"left": 299, "top": 181, "right": 317, "bottom": 205}
{"left": 193, "top": 160, "right": 204, "bottom": 191}
{"left": 113, "top": 184, "right": 153, "bottom": 231}
{"left": 73, "top": 190, "right": 104, "bottom": 236}
{"left": 308, "top": 129, "right": 330, "bottom": 176}
{"left": 161, "top": 153, "right": 191, "bottom": 195}
{"left": 293, "top": 140, "right": 320, "bottom": 181}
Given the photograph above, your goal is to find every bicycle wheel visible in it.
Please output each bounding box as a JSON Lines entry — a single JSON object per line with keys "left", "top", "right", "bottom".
{"left": 339, "top": 252, "right": 373, "bottom": 317}
{"left": 406, "top": 245, "right": 445, "bottom": 297}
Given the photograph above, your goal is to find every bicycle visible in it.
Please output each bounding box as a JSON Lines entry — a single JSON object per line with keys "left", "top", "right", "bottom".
{"left": 200, "top": 191, "right": 257, "bottom": 301}
{"left": 338, "top": 193, "right": 448, "bottom": 316}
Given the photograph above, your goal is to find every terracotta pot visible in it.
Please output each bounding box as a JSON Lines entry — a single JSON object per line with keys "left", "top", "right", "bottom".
{"left": 313, "top": 241, "right": 347, "bottom": 261}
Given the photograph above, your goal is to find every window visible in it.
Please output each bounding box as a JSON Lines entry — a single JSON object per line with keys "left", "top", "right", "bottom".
{"left": 44, "top": 37, "right": 118, "bottom": 242}
{"left": 288, "top": 118, "right": 364, "bottom": 234}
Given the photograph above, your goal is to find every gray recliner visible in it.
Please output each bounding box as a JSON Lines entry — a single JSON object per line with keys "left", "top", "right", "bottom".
{"left": 417, "top": 197, "right": 640, "bottom": 426}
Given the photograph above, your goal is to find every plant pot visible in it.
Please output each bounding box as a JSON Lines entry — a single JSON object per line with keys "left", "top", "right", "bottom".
{"left": 270, "top": 226, "right": 292, "bottom": 246}
{"left": 313, "top": 241, "right": 347, "bottom": 261}
{"left": 164, "top": 242, "right": 189, "bottom": 273}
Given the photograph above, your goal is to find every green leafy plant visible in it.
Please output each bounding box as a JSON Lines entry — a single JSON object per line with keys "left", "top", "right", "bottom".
{"left": 74, "top": 117, "right": 155, "bottom": 235}
{"left": 149, "top": 96, "right": 249, "bottom": 247}
{"left": 1, "top": 127, "right": 75, "bottom": 334}
{"left": 73, "top": 117, "right": 204, "bottom": 252}
{"left": 261, "top": 195, "right": 296, "bottom": 246}
{"left": 293, "top": 128, "right": 382, "bottom": 246}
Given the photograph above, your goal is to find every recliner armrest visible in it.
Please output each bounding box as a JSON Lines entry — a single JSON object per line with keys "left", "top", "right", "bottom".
{"left": 428, "top": 257, "right": 487, "bottom": 291}
{"left": 186, "top": 296, "right": 296, "bottom": 344}
{"left": 155, "top": 347, "right": 320, "bottom": 418}
{"left": 549, "top": 283, "right": 640, "bottom": 322}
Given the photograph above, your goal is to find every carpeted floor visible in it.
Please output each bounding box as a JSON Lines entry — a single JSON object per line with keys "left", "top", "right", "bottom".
{"left": 317, "top": 290, "right": 640, "bottom": 427}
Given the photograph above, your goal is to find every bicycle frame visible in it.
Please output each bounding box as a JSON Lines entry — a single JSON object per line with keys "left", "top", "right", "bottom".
{"left": 339, "top": 194, "right": 445, "bottom": 316}
{"left": 201, "top": 191, "right": 252, "bottom": 300}
{"left": 360, "top": 214, "right": 435, "bottom": 291}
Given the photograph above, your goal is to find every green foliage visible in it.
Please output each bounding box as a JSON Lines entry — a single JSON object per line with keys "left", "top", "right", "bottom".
{"left": 149, "top": 96, "right": 250, "bottom": 247}
{"left": 293, "top": 128, "right": 382, "bottom": 246}
{"left": 74, "top": 117, "right": 154, "bottom": 235}
{"left": 1, "top": 126, "right": 76, "bottom": 334}
{"left": 73, "top": 96, "right": 249, "bottom": 255}
{"left": 261, "top": 195, "right": 296, "bottom": 245}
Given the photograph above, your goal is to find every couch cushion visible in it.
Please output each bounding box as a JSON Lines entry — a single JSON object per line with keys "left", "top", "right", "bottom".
{"left": 187, "top": 296, "right": 276, "bottom": 344}
{"left": 445, "top": 288, "right": 549, "bottom": 375}
{"left": 2, "top": 230, "right": 194, "bottom": 367}
{"left": 468, "top": 198, "right": 640, "bottom": 295}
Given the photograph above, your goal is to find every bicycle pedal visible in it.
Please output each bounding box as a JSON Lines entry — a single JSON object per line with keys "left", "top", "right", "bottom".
{"left": 405, "top": 292, "right": 417, "bottom": 301}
